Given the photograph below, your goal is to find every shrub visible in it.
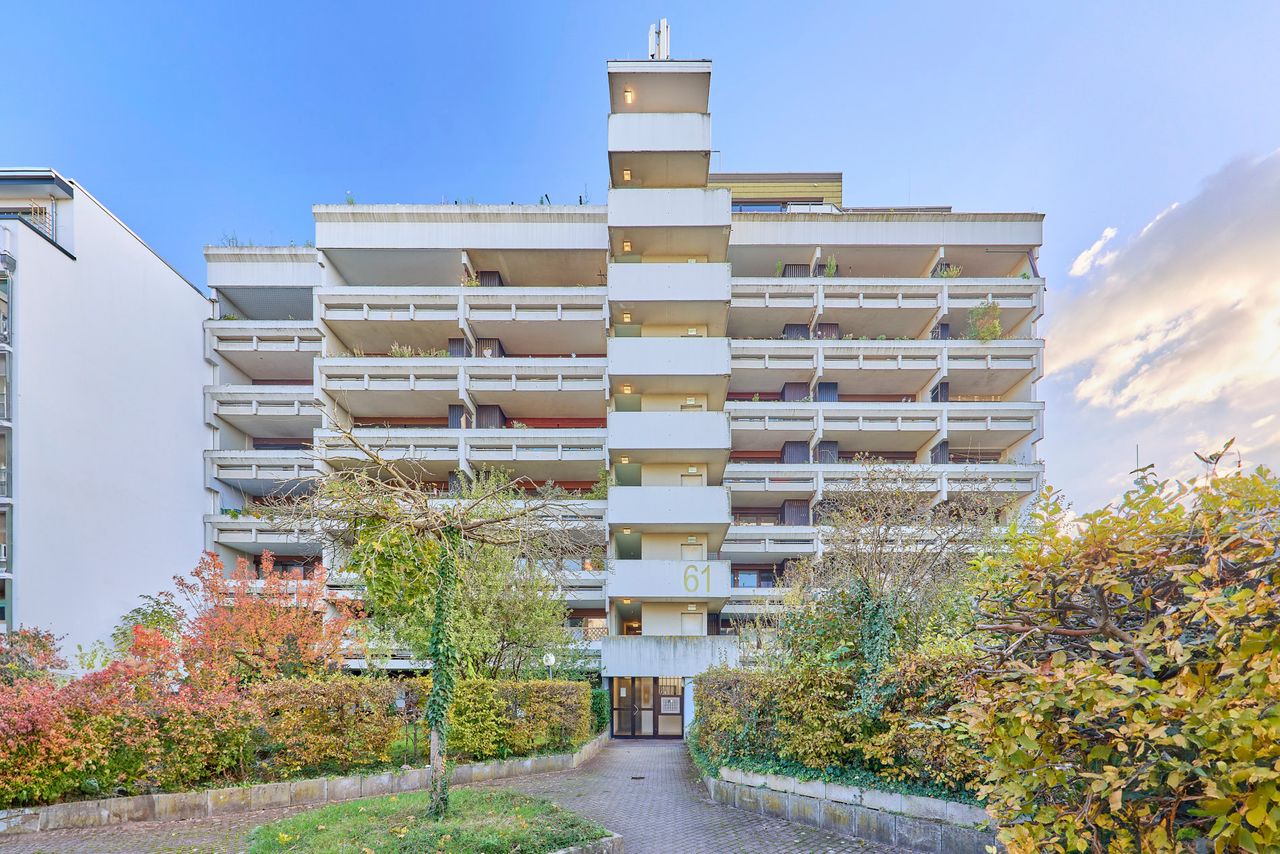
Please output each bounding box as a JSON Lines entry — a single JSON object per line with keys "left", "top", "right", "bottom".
{"left": 590, "top": 688, "right": 609, "bottom": 734}
{"left": 969, "top": 465, "right": 1280, "bottom": 853}
{"left": 251, "top": 676, "right": 399, "bottom": 776}
{"left": 0, "top": 627, "right": 66, "bottom": 685}
{"left": 0, "top": 679, "right": 96, "bottom": 806}
{"left": 691, "top": 668, "right": 783, "bottom": 769}
{"left": 446, "top": 679, "right": 592, "bottom": 761}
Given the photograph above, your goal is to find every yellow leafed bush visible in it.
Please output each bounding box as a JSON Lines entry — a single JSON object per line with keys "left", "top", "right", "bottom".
{"left": 251, "top": 676, "right": 399, "bottom": 776}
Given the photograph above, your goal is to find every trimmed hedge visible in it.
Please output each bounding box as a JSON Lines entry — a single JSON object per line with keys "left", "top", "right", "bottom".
{"left": 447, "top": 679, "right": 593, "bottom": 761}
{"left": 691, "top": 665, "right": 980, "bottom": 803}
{"left": 251, "top": 677, "right": 400, "bottom": 776}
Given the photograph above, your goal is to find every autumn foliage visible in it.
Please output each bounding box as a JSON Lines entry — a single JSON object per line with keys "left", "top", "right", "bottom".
{"left": 969, "top": 467, "right": 1280, "bottom": 853}
{"left": 176, "top": 551, "right": 349, "bottom": 685}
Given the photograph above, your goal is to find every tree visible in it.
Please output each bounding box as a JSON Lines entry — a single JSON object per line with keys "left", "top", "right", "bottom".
{"left": 174, "top": 550, "right": 350, "bottom": 686}
{"left": 968, "top": 455, "right": 1280, "bottom": 853}
{"left": 265, "top": 428, "right": 586, "bottom": 817}
{"left": 368, "top": 539, "right": 581, "bottom": 679}
{"left": 744, "top": 456, "right": 1008, "bottom": 657}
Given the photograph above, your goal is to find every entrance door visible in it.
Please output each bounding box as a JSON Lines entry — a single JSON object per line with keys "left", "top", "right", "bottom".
{"left": 611, "top": 677, "right": 659, "bottom": 737}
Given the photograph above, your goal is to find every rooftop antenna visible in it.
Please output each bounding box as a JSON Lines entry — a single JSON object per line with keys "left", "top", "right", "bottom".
{"left": 648, "top": 18, "right": 670, "bottom": 60}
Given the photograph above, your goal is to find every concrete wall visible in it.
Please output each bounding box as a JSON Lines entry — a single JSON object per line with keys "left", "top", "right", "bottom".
{"left": 10, "top": 187, "right": 211, "bottom": 653}
{"left": 641, "top": 601, "right": 706, "bottom": 635}
{"left": 638, "top": 532, "right": 706, "bottom": 560}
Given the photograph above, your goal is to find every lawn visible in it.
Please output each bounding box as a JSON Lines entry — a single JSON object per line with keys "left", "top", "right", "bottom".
{"left": 247, "top": 788, "right": 609, "bottom": 854}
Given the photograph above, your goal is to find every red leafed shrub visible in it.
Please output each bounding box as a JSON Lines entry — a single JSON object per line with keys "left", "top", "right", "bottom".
{"left": 0, "top": 626, "right": 66, "bottom": 685}
{"left": 176, "top": 551, "right": 350, "bottom": 686}
{"left": 0, "top": 678, "right": 96, "bottom": 806}
{"left": 0, "top": 628, "right": 261, "bottom": 806}
{"left": 62, "top": 628, "right": 260, "bottom": 796}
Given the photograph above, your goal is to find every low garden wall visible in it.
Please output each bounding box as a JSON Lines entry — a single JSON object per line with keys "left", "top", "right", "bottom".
{"left": 706, "top": 767, "right": 998, "bottom": 854}
{"left": 0, "top": 729, "right": 611, "bottom": 836}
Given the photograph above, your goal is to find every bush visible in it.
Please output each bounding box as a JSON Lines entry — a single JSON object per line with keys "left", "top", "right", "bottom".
{"left": 0, "top": 679, "right": 95, "bottom": 806}
{"left": 0, "top": 628, "right": 260, "bottom": 806}
{"left": 251, "top": 676, "right": 399, "bottom": 776}
{"left": 970, "top": 466, "right": 1280, "bottom": 853}
{"left": 447, "top": 679, "right": 592, "bottom": 761}
{"left": 590, "top": 688, "right": 609, "bottom": 734}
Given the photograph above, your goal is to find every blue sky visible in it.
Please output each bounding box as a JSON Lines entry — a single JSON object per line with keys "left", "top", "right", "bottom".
{"left": 7, "top": 2, "right": 1280, "bottom": 509}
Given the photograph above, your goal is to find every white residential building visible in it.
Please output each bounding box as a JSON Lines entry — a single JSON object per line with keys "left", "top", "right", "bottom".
{"left": 203, "top": 41, "right": 1043, "bottom": 736}
{"left": 0, "top": 169, "right": 211, "bottom": 652}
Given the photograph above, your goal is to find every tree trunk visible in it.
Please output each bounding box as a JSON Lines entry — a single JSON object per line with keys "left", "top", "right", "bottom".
{"left": 425, "top": 527, "right": 461, "bottom": 819}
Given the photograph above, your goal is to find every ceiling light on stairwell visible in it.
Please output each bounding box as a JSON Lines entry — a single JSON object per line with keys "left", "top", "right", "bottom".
{"left": 623, "top": 88, "right": 634, "bottom": 105}
{"left": 621, "top": 384, "right": 632, "bottom": 394}
{"left": 621, "top": 312, "right": 632, "bottom": 323}
{"left": 622, "top": 169, "right": 632, "bottom": 182}
{"left": 620, "top": 456, "right": 630, "bottom": 464}
{"left": 622, "top": 240, "right": 632, "bottom": 253}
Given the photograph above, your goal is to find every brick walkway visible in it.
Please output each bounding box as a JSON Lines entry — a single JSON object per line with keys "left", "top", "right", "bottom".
{"left": 0, "top": 741, "right": 906, "bottom": 853}
{"left": 480, "top": 739, "right": 905, "bottom": 854}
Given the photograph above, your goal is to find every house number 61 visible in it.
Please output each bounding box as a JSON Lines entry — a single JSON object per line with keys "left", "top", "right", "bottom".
{"left": 683, "top": 564, "right": 710, "bottom": 593}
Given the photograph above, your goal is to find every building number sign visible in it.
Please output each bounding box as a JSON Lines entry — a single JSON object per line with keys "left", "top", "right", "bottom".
{"left": 683, "top": 563, "right": 711, "bottom": 593}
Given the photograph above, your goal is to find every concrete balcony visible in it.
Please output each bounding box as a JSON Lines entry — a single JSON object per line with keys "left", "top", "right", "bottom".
{"left": 606, "top": 559, "right": 732, "bottom": 604}
{"left": 607, "top": 411, "right": 730, "bottom": 474}
{"left": 206, "top": 513, "right": 322, "bottom": 555}
{"left": 561, "top": 569, "right": 606, "bottom": 609}
{"left": 465, "top": 288, "right": 607, "bottom": 356}
{"left": 723, "top": 462, "right": 1044, "bottom": 501}
{"left": 606, "top": 485, "right": 731, "bottom": 545}
{"left": 607, "top": 59, "right": 711, "bottom": 115}
{"left": 608, "top": 188, "right": 731, "bottom": 263}
{"left": 600, "top": 634, "right": 739, "bottom": 678}
{"left": 465, "top": 360, "right": 608, "bottom": 416}
{"left": 946, "top": 401, "right": 1043, "bottom": 449}
{"left": 609, "top": 111, "right": 710, "bottom": 153}
{"left": 608, "top": 337, "right": 731, "bottom": 405}
{"left": 206, "top": 449, "right": 317, "bottom": 497}
{"left": 608, "top": 113, "right": 711, "bottom": 190}
{"left": 463, "top": 429, "right": 607, "bottom": 481}
{"left": 944, "top": 342, "right": 1043, "bottom": 397}
{"left": 720, "top": 525, "right": 819, "bottom": 561}
{"left": 318, "top": 358, "right": 461, "bottom": 417}
{"left": 206, "top": 320, "right": 321, "bottom": 381}
{"left": 608, "top": 262, "right": 730, "bottom": 334}
{"left": 317, "top": 287, "right": 461, "bottom": 354}
{"left": 315, "top": 428, "right": 461, "bottom": 476}
{"left": 207, "top": 385, "right": 320, "bottom": 437}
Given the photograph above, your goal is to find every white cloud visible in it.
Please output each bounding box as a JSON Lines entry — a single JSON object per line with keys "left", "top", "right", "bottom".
{"left": 1068, "top": 226, "right": 1117, "bottom": 276}
{"left": 1041, "top": 151, "right": 1280, "bottom": 509}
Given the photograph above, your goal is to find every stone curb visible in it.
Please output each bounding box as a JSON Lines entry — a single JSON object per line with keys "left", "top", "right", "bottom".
{"left": 551, "top": 831, "right": 624, "bottom": 854}
{"left": 709, "top": 769, "right": 999, "bottom": 853}
{"left": 0, "top": 729, "right": 612, "bottom": 837}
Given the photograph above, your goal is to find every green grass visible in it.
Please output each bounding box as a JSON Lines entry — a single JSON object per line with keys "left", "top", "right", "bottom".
{"left": 247, "top": 788, "right": 609, "bottom": 854}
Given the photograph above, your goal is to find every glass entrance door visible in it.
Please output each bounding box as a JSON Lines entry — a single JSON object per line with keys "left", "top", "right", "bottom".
{"left": 612, "top": 677, "right": 682, "bottom": 738}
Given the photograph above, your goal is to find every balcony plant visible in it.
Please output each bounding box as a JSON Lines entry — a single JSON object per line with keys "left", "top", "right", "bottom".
{"left": 823, "top": 255, "right": 838, "bottom": 277}
{"left": 938, "top": 263, "right": 962, "bottom": 278}
{"left": 966, "top": 299, "right": 1002, "bottom": 342}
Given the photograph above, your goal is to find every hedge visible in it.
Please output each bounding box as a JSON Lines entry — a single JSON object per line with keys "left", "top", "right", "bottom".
{"left": 446, "top": 679, "right": 593, "bottom": 761}
{"left": 251, "top": 677, "right": 400, "bottom": 776}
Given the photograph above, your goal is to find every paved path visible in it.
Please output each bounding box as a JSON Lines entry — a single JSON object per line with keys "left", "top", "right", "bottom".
{"left": 480, "top": 740, "right": 904, "bottom": 854}
{"left": 0, "top": 741, "right": 906, "bottom": 853}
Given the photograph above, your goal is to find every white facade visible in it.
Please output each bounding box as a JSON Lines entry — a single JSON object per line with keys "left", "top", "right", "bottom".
{"left": 0, "top": 169, "right": 211, "bottom": 653}
{"left": 201, "top": 48, "right": 1044, "bottom": 734}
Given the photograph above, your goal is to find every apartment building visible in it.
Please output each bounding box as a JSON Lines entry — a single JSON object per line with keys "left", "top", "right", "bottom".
{"left": 203, "top": 41, "right": 1044, "bottom": 737}
{"left": 0, "top": 169, "right": 210, "bottom": 650}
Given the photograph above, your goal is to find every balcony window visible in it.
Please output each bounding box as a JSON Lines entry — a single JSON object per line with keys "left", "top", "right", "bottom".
{"left": 733, "top": 567, "right": 780, "bottom": 588}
